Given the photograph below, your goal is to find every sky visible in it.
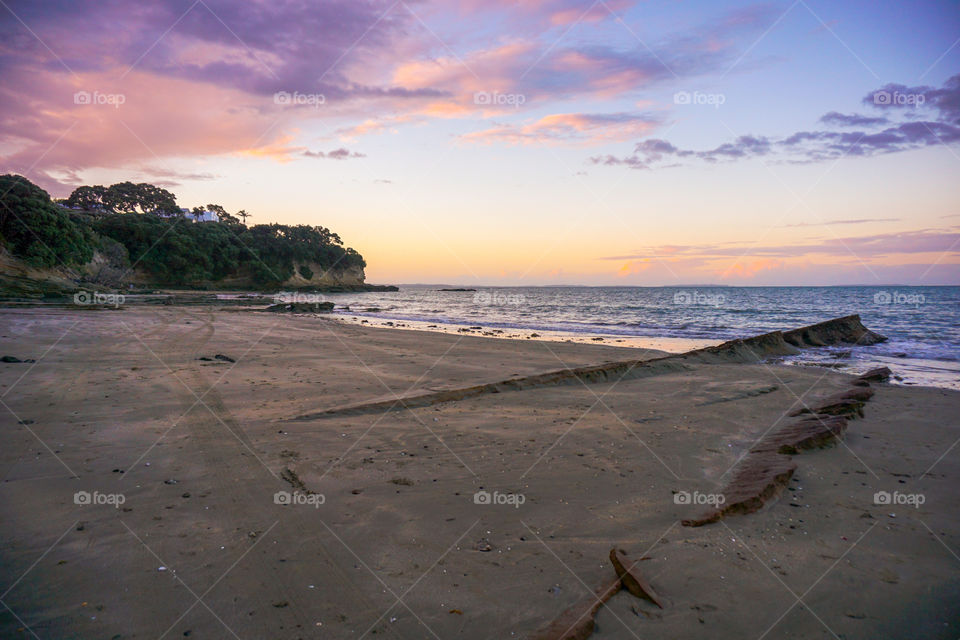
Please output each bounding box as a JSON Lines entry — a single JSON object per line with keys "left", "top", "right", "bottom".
{"left": 1, "top": 0, "right": 958, "bottom": 286}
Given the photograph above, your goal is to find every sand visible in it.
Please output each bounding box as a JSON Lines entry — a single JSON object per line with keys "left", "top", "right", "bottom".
{"left": 0, "top": 306, "right": 958, "bottom": 639}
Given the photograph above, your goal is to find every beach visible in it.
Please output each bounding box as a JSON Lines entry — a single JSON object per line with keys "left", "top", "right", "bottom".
{"left": 1, "top": 305, "right": 958, "bottom": 639}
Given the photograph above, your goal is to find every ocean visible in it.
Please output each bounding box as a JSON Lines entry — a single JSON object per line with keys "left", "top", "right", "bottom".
{"left": 319, "top": 285, "right": 960, "bottom": 390}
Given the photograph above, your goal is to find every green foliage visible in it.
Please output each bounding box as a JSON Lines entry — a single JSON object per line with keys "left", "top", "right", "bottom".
{"left": 65, "top": 181, "right": 180, "bottom": 215}
{"left": 1, "top": 175, "right": 365, "bottom": 286}
{"left": 0, "top": 175, "right": 95, "bottom": 267}
{"left": 239, "top": 223, "right": 364, "bottom": 286}
{"left": 64, "top": 185, "right": 108, "bottom": 210}
{"left": 298, "top": 264, "right": 314, "bottom": 280}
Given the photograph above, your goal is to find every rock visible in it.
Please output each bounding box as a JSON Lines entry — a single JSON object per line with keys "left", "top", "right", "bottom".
{"left": 686, "top": 372, "right": 877, "bottom": 528}
{"left": 1, "top": 355, "right": 23, "bottom": 363}
{"left": 609, "top": 548, "right": 664, "bottom": 608}
{"left": 214, "top": 354, "right": 235, "bottom": 363}
{"left": 530, "top": 576, "right": 621, "bottom": 640}
{"left": 266, "top": 301, "right": 335, "bottom": 313}
{"left": 788, "top": 387, "right": 874, "bottom": 419}
{"left": 752, "top": 415, "right": 848, "bottom": 455}
{"left": 857, "top": 367, "right": 891, "bottom": 383}
{"left": 439, "top": 288, "right": 476, "bottom": 292}
{"left": 782, "top": 314, "right": 887, "bottom": 347}
{"left": 684, "top": 456, "right": 796, "bottom": 527}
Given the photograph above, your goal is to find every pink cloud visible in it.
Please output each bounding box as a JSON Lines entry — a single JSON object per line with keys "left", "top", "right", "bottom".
{"left": 455, "top": 0, "right": 635, "bottom": 27}
{"left": 0, "top": 1, "right": 784, "bottom": 184}
{"left": 462, "top": 112, "right": 659, "bottom": 146}
{"left": 720, "top": 257, "right": 786, "bottom": 279}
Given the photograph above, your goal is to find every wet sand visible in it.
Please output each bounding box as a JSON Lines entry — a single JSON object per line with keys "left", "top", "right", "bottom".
{"left": 0, "top": 306, "right": 958, "bottom": 639}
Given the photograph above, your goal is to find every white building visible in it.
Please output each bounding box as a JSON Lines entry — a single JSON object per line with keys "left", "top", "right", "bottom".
{"left": 181, "top": 207, "right": 220, "bottom": 222}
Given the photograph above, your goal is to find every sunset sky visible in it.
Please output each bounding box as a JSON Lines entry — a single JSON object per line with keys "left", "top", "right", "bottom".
{"left": 1, "top": 0, "right": 958, "bottom": 285}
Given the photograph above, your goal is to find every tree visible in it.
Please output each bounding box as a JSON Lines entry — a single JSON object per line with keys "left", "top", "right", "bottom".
{"left": 65, "top": 185, "right": 108, "bottom": 210}
{"left": 207, "top": 204, "right": 240, "bottom": 225}
{"left": 98, "top": 182, "right": 179, "bottom": 214}
{"left": 191, "top": 206, "right": 205, "bottom": 223}
{"left": 237, "top": 209, "right": 251, "bottom": 226}
{"left": 0, "top": 174, "right": 95, "bottom": 267}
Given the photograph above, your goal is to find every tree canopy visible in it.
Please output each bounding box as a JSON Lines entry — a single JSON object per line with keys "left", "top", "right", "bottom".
{"left": 65, "top": 181, "right": 180, "bottom": 215}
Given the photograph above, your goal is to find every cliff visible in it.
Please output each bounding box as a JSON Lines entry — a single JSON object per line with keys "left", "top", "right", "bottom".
{"left": 0, "top": 249, "right": 392, "bottom": 296}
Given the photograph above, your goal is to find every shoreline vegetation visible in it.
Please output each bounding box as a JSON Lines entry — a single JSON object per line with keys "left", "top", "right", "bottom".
{"left": 0, "top": 174, "right": 396, "bottom": 297}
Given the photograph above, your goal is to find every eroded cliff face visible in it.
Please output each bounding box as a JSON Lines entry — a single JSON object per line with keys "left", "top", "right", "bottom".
{"left": 0, "top": 248, "right": 86, "bottom": 295}
{"left": 282, "top": 263, "right": 366, "bottom": 287}
{"left": 0, "top": 249, "right": 370, "bottom": 294}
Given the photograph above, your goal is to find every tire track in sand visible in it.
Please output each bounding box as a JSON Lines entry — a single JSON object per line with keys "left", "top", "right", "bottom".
{"left": 139, "top": 310, "right": 399, "bottom": 638}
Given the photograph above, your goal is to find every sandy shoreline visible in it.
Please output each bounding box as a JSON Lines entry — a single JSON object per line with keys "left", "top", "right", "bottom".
{"left": 1, "top": 306, "right": 958, "bottom": 639}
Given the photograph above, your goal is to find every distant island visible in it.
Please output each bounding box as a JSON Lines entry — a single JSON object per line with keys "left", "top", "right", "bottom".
{"left": 0, "top": 175, "right": 396, "bottom": 296}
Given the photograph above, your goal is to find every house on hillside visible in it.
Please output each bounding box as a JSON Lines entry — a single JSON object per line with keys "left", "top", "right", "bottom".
{"left": 181, "top": 207, "right": 220, "bottom": 222}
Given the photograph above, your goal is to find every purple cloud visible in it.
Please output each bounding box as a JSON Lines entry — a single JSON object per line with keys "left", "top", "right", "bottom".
{"left": 819, "top": 111, "right": 889, "bottom": 127}
{"left": 600, "top": 229, "right": 960, "bottom": 260}
{"left": 594, "top": 74, "right": 960, "bottom": 169}
{"left": 303, "top": 148, "right": 365, "bottom": 160}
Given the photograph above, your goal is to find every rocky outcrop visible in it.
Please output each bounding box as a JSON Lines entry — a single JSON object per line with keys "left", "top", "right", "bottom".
{"left": 753, "top": 415, "right": 849, "bottom": 455}
{"left": 683, "top": 377, "right": 879, "bottom": 527}
{"left": 857, "top": 366, "right": 892, "bottom": 383}
{"left": 782, "top": 314, "right": 886, "bottom": 347}
{"left": 283, "top": 263, "right": 366, "bottom": 288}
{"left": 287, "top": 316, "right": 887, "bottom": 423}
{"left": 683, "top": 330, "right": 801, "bottom": 364}
{"left": 0, "top": 248, "right": 83, "bottom": 296}
{"left": 787, "top": 386, "right": 874, "bottom": 419}
{"left": 682, "top": 456, "right": 797, "bottom": 527}
{"left": 266, "top": 301, "right": 335, "bottom": 313}
{"left": 0, "top": 246, "right": 395, "bottom": 296}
